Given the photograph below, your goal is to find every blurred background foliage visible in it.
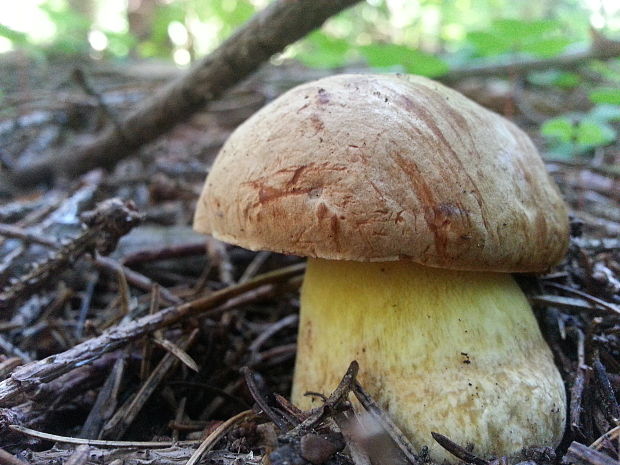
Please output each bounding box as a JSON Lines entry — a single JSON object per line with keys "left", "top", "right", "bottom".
{"left": 1, "top": 0, "right": 620, "bottom": 160}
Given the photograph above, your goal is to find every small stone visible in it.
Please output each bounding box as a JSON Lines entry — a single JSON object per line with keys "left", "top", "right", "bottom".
{"left": 300, "top": 433, "right": 342, "bottom": 465}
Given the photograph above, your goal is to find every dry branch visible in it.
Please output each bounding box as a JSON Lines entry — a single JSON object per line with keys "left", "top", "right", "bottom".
{"left": 19, "top": 446, "right": 253, "bottom": 465}
{"left": 9, "top": 425, "right": 201, "bottom": 448}
{"left": 0, "top": 263, "right": 304, "bottom": 408}
{"left": 100, "top": 330, "right": 199, "bottom": 440}
{"left": 0, "top": 199, "right": 142, "bottom": 310}
{"left": 6, "top": 0, "right": 361, "bottom": 189}
{"left": 565, "top": 441, "right": 619, "bottom": 465}
{"left": 443, "top": 31, "right": 620, "bottom": 82}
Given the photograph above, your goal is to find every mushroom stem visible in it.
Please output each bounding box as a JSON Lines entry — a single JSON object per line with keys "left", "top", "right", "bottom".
{"left": 292, "top": 259, "right": 566, "bottom": 463}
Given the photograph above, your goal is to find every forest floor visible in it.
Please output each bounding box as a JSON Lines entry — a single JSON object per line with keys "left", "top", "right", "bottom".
{"left": 0, "top": 53, "right": 618, "bottom": 465}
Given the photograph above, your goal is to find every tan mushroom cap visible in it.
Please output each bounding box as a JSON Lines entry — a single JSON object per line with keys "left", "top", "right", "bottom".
{"left": 194, "top": 74, "right": 569, "bottom": 272}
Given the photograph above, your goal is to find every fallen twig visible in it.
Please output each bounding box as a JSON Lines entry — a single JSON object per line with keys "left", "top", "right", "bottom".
{"left": 80, "top": 355, "right": 126, "bottom": 439}
{"left": 352, "top": 381, "right": 420, "bottom": 465}
{"left": 592, "top": 358, "right": 620, "bottom": 424}
{"left": 0, "top": 263, "right": 305, "bottom": 407}
{"left": 8, "top": 424, "right": 202, "bottom": 448}
{"left": 0, "top": 224, "right": 57, "bottom": 247}
{"left": 0, "top": 352, "right": 120, "bottom": 446}
{"left": 248, "top": 314, "right": 298, "bottom": 362}
{"left": 570, "top": 327, "right": 588, "bottom": 435}
{"left": 242, "top": 366, "right": 291, "bottom": 431}
{"left": 544, "top": 282, "right": 619, "bottom": 316}
{"left": 290, "top": 360, "right": 360, "bottom": 435}
{"left": 590, "top": 425, "right": 620, "bottom": 451}
{"left": 101, "top": 330, "right": 199, "bottom": 440}
{"left": 431, "top": 432, "right": 489, "bottom": 465}
{"left": 443, "top": 31, "right": 620, "bottom": 82}
{"left": 94, "top": 255, "right": 182, "bottom": 305}
{"left": 0, "top": 199, "right": 142, "bottom": 310}
{"left": 564, "top": 441, "right": 619, "bottom": 465}
{"left": 16, "top": 446, "right": 255, "bottom": 465}
{"left": 186, "top": 410, "right": 256, "bottom": 465}
{"left": 72, "top": 68, "right": 125, "bottom": 137}
{"left": 5, "top": 0, "right": 361, "bottom": 188}
{"left": 121, "top": 242, "right": 207, "bottom": 266}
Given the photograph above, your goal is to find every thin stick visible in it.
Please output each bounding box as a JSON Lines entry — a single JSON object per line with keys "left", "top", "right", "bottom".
{"left": 121, "top": 242, "right": 206, "bottom": 266}
{"left": 442, "top": 32, "right": 620, "bottom": 82}
{"left": 94, "top": 256, "right": 182, "bottom": 305}
{"left": 0, "top": 224, "right": 57, "bottom": 247}
{"left": 352, "top": 381, "right": 419, "bottom": 465}
{"left": 242, "top": 367, "right": 289, "bottom": 430}
{"left": 185, "top": 410, "right": 255, "bottom": 465}
{"left": 545, "top": 282, "right": 619, "bottom": 315}
{"left": 590, "top": 425, "right": 620, "bottom": 451}
{"left": 0, "top": 220, "right": 181, "bottom": 306}
{"left": 239, "top": 251, "right": 271, "bottom": 283}
{"left": 0, "top": 263, "right": 305, "bottom": 407}
{"left": 152, "top": 335, "right": 200, "bottom": 373}
{"left": 9, "top": 425, "right": 201, "bottom": 448}
{"left": 249, "top": 314, "right": 298, "bottom": 355}
{"left": 101, "top": 330, "right": 199, "bottom": 440}
{"left": 592, "top": 359, "right": 620, "bottom": 424}
{"left": 564, "top": 441, "right": 619, "bottom": 465}
{"left": 291, "top": 361, "right": 360, "bottom": 434}
{"left": 570, "top": 327, "right": 588, "bottom": 434}
{"left": 431, "top": 432, "right": 489, "bottom": 465}
{"left": 6, "top": 0, "right": 361, "bottom": 188}
{"left": 172, "top": 397, "right": 187, "bottom": 443}
{"left": 80, "top": 355, "right": 126, "bottom": 439}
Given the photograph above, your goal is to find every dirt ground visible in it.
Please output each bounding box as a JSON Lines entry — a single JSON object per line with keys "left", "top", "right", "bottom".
{"left": 0, "top": 53, "right": 618, "bottom": 465}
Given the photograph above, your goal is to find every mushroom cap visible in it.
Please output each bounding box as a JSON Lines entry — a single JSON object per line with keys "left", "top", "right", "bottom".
{"left": 194, "top": 74, "right": 569, "bottom": 272}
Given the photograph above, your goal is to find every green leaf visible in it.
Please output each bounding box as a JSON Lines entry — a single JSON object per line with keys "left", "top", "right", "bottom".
{"left": 466, "top": 31, "right": 510, "bottom": 56}
{"left": 360, "top": 44, "right": 449, "bottom": 77}
{"left": 403, "top": 50, "right": 450, "bottom": 77}
{"left": 521, "top": 37, "right": 570, "bottom": 57}
{"left": 39, "top": 3, "right": 91, "bottom": 33}
{"left": 360, "top": 43, "right": 409, "bottom": 68}
{"left": 307, "top": 31, "right": 350, "bottom": 55}
{"left": 106, "top": 31, "right": 136, "bottom": 57}
{"left": 589, "top": 88, "right": 620, "bottom": 105}
{"left": 469, "top": 19, "right": 568, "bottom": 57}
{"left": 554, "top": 72, "right": 582, "bottom": 88}
{"left": 0, "top": 24, "right": 28, "bottom": 45}
{"left": 151, "top": 3, "right": 185, "bottom": 44}
{"left": 491, "top": 19, "right": 558, "bottom": 39}
{"left": 213, "top": 0, "right": 255, "bottom": 24}
{"left": 541, "top": 117, "right": 574, "bottom": 143}
{"left": 576, "top": 120, "right": 616, "bottom": 147}
{"left": 296, "top": 31, "right": 351, "bottom": 69}
{"left": 297, "top": 49, "right": 349, "bottom": 69}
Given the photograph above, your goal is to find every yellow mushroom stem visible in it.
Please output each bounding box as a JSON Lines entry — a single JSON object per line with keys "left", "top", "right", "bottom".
{"left": 292, "top": 259, "right": 566, "bottom": 463}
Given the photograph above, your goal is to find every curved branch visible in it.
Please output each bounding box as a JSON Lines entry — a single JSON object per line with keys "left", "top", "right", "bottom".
{"left": 7, "top": 0, "right": 361, "bottom": 189}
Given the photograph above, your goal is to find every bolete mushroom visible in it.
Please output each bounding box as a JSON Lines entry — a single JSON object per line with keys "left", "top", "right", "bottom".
{"left": 194, "top": 74, "right": 568, "bottom": 462}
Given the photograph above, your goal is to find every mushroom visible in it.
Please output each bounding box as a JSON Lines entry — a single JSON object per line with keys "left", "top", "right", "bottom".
{"left": 193, "top": 74, "right": 568, "bottom": 462}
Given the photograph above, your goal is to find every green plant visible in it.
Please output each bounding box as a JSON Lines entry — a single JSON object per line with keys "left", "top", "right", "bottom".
{"left": 359, "top": 43, "right": 449, "bottom": 77}
{"left": 295, "top": 31, "right": 352, "bottom": 69}
{"left": 541, "top": 100, "right": 620, "bottom": 158}
{"left": 466, "top": 19, "right": 571, "bottom": 59}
